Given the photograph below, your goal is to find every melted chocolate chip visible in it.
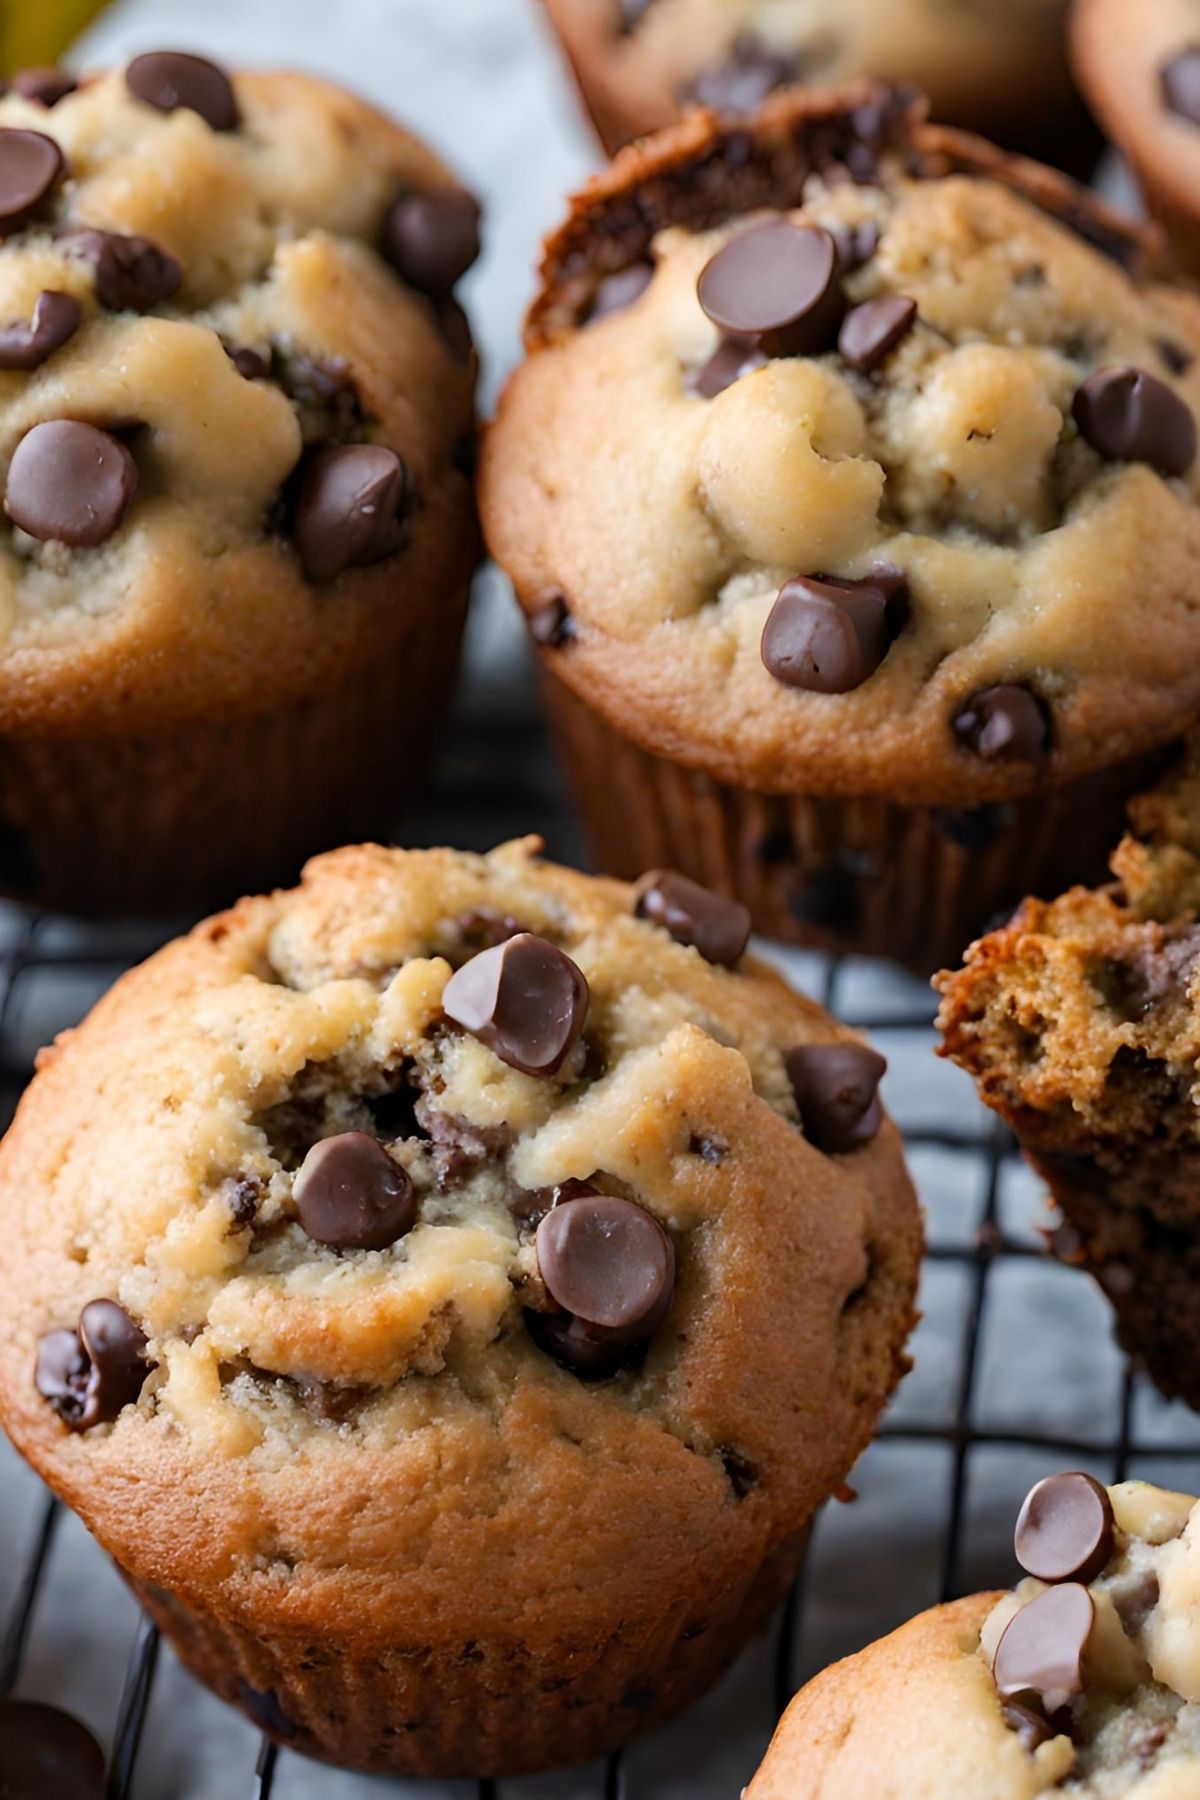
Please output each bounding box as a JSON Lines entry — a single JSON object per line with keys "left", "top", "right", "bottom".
{"left": 993, "top": 1583, "right": 1094, "bottom": 1716}
{"left": 534, "top": 1192, "right": 675, "bottom": 1374}
{"left": 1073, "top": 366, "right": 1196, "bottom": 476}
{"left": 1014, "top": 1472, "right": 1115, "bottom": 1586}
{"left": 1001, "top": 1699, "right": 1055, "bottom": 1754}
{"left": 292, "top": 1132, "right": 416, "bottom": 1252}
{"left": 126, "top": 51, "right": 238, "bottom": 129}
{"left": 0, "top": 290, "right": 81, "bottom": 371}
{"left": 588, "top": 262, "right": 654, "bottom": 324}
{"left": 5, "top": 420, "right": 137, "bottom": 546}
{"left": 292, "top": 443, "right": 413, "bottom": 583}
{"left": 227, "top": 344, "right": 267, "bottom": 380}
{"left": 0, "top": 129, "right": 65, "bottom": 231}
{"left": 0, "top": 1700, "right": 105, "bottom": 1799}
{"left": 681, "top": 33, "right": 799, "bottom": 114}
{"left": 36, "top": 1299, "right": 148, "bottom": 1432}
{"left": 62, "top": 228, "right": 183, "bottom": 311}
{"left": 953, "top": 685, "right": 1051, "bottom": 764}
{"left": 839, "top": 294, "right": 917, "bottom": 372}
{"left": 688, "top": 336, "right": 766, "bottom": 398}
{"left": 1160, "top": 47, "right": 1200, "bottom": 125}
{"left": 529, "top": 590, "right": 575, "bottom": 647}
{"left": 442, "top": 933, "right": 589, "bottom": 1077}
{"left": 11, "top": 67, "right": 77, "bottom": 108}
{"left": 786, "top": 1042, "right": 886, "bottom": 1153}
{"left": 698, "top": 219, "right": 842, "bottom": 358}
{"left": 634, "top": 869, "right": 751, "bottom": 966}
{"left": 761, "top": 567, "right": 907, "bottom": 693}
{"left": 414, "top": 1097, "right": 512, "bottom": 1187}
{"left": 383, "top": 189, "right": 481, "bottom": 299}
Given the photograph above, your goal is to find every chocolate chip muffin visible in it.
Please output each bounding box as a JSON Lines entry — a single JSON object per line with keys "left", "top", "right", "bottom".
{"left": 0, "top": 52, "right": 479, "bottom": 914}
{"left": 938, "top": 737, "right": 1200, "bottom": 1411}
{"left": 747, "top": 1473, "right": 1200, "bottom": 1797}
{"left": 540, "top": 0, "right": 1098, "bottom": 171}
{"left": 481, "top": 83, "right": 1200, "bottom": 974}
{"left": 0, "top": 837, "right": 920, "bottom": 1777}
{"left": 1073, "top": 0, "right": 1200, "bottom": 276}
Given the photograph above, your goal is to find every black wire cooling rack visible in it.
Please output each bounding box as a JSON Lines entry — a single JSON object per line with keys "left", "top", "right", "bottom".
{"left": 3, "top": 691, "right": 1200, "bottom": 1799}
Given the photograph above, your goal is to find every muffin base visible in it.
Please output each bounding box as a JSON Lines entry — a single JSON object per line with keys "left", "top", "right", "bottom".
{"left": 0, "top": 579, "right": 471, "bottom": 918}
{"left": 127, "top": 1526, "right": 809, "bottom": 1778}
{"left": 543, "top": 674, "right": 1168, "bottom": 976}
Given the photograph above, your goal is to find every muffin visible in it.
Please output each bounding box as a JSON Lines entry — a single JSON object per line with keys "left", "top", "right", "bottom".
{"left": 539, "top": 0, "right": 1098, "bottom": 172}
{"left": 0, "top": 837, "right": 920, "bottom": 1777}
{"left": 481, "top": 83, "right": 1200, "bottom": 975}
{"left": 748, "top": 1473, "right": 1200, "bottom": 1797}
{"left": 1073, "top": 0, "right": 1200, "bottom": 276}
{"left": 0, "top": 52, "right": 479, "bottom": 916}
{"left": 938, "top": 737, "right": 1200, "bottom": 1411}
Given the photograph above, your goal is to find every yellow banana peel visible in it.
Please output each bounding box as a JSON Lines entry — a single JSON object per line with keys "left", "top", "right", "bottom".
{"left": 0, "top": 0, "right": 111, "bottom": 72}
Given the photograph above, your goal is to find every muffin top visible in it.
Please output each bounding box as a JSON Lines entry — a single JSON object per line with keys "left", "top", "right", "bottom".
{"left": 0, "top": 838, "right": 919, "bottom": 1642}
{"left": 748, "top": 1475, "right": 1200, "bottom": 1798}
{"left": 0, "top": 55, "right": 478, "bottom": 736}
{"left": 542, "top": 0, "right": 1072, "bottom": 147}
{"left": 482, "top": 85, "right": 1200, "bottom": 808}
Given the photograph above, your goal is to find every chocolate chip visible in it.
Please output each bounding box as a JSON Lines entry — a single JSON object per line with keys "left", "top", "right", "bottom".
{"left": 1001, "top": 1699, "right": 1055, "bottom": 1753}
{"left": 11, "top": 67, "right": 77, "bottom": 108}
{"left": 587, "top": 262, "right": 653, "bottom": 324}
{"left": 222, "top": 1174, "right": 261, "bottom": 1228}
{"left": 1072, "top": 366, "right": 1196, "bottom": 476}
{"left": 839, "top": 294, "right": 917, "bottom": 373}
{"left": 125, "top": 51, "right": 238, "bottom": 130}
{"left": 442, "top": 933, "right": 589, "bottom": 1077}
{"left": 832, "top": 220, "right": 881, "bottom": 274}
{"left": 688, "top": 336, "right": 766, "bottom": 398}
{"left": 698, "top": 220, "right": 842, "bottom": 359}
{"left": 0, "top": 129, "right": 65, "bottom": 231}
{"left": 1014, "top": 1472, "right": 1115, "bottom": 1585}
{"left": 536, "top": 1193, "right": 674, "bottom": 1354}
{"left": 1161, "top": 47, "right": 1200, "bottom": 125}
{"left": 1158, "top": 337, "right": 1194, "bottom": 376}
{"left": 6, "top": 420, "right": 137, "bottom": 546}
{"left": 36, "top": 1299, "right": 148, "bottom": 1432}
{"left": 993, "top": 1583, "right": 1094, "bottom": 1716}
{"left": 681, "top": 32, "right": 798, "bottom": 113}
{"left": 529, "top": 590, "right": 575, "bottom": 647}
{"left": 786, "top": 1042, "right": 886, "bottom": 1153}
{"left": 292, "top": 443, "right": 413, "bottom": 583}
{"left": 0, "top": 290, "right": 81, "bottom": 370}
{"left": 414, "top": 1097, "right": 511, "bottom": 1187}
{"left": 62, "top": 229, "right": 183, "bottom": 311}
{"left": 953, "top": 685, "right": 1051, "bottom": 763}
{"left": 383, "top": 189, "right": 481, "bottom": 299}
{"left": 634, "top": 869, "right": 751, "bottom": 966}
{"left": 292, "top": 1132, "right": 416, "bottom": 1251}
{"left": 761, "top": 568, "right": 907, "bottom": 693}
{"left": 719, "top": 1447, "right": 758, "bottom": 1499}
{"left": 0, "top": 1700, "right": 105, "bottom": 1799}
{"left": 690, "top": 1132, "right": 728, "bottom": 1164}
{"left": 226, "top": 344, "right": 267, "bottom": 380}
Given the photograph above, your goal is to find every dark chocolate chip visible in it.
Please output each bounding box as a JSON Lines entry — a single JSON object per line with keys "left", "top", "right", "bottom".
{"left": 719, "top": 1447, "right": 758, "bottom": 1499}
{"left": 62, "top": 228, "right": 183, "bottom": 311}
{"left": 1014, "top": 1472, "right": 1115, "bottom": 1586}
{"left": 839, "top": 294, "right": 917, "bottom": 373}
{"left": 529, "top": 590, "right": 575, "bottom": 647}
{"left": 588, "top": 262, "right": 653, "bottom": 324}
{"left": 226, "top": 344, "right": 267, "bottom": 380}
{"left": 442, "top": 932, "right": 589, "bottom": 1077}
{"left": 415, "top": 1097, "right": 511, "bottom": 1187}
{"left": 0, "top": 129, "right": 65, "bottom": 231}
{"left": 1072, "top": 365, "right": 1196, "bottom": 476}
{"left": 125, "top": 51, "right": 238, "bottom": 130}
{"left": 222, "top": 1174, "right": 261, "bottom": 1228}
{"left": 761, "top": 568, "right": 907, "bottom": 693}
{"left": 634, "top": 869, "right": 751, "bottom": 966}
{"left": 786, "top": 1042, "right": 886, "bottom": 1153}
{"left": 292, "top": 1132, "right": 416, "bottom": 1252}
{"left": 383, "top": 189, "right": 481, "bottom": 299}
{"left": 681, "top": 32, "right": 798, "bottom": 114}
{"left": 690, "top": 1132, "right": 728, "bottom": 1165}
{"left": 6, "top": 419, "right": 137, "bottom": 546}
{"left": 832, "top": 220, "right": 881, "bottom": 274}
{"left": 1161, "top": 47, "right": 1200, "bottom": 125}
{"left": 536, "top": 1193, "right": 674, "bottom": 1343}
{"left": 688, "top": 335, "right": 766, "bottom": 398}
{"left": 11, "top": 67, "right": 78, "bottom": 108}
{"left": 525, "top": 1306, "right": 635, "bottom": 1378}
{"left": 0, "top": 289, "right": 81, "bottom": 370}
{"left": 292, "top": 443, "right": 413, "bottom": 583}
{"left": 953, "top": 685, "right": 1051, "bottom": 764}
{"left": 36, "top": 1299, "right": 148, "bottom": 1432}
{"left": 0, "top": 1699, "right": 106, "bottom": 1799}
{"left": 698, "top": 218, "right": 842, "bottom": 358}
{"left": 993, "top": 1583, "right": 1094, "bottom": 1716}
{"left": 1001, "top": 1699, "right": 1055, "bottom": 1754}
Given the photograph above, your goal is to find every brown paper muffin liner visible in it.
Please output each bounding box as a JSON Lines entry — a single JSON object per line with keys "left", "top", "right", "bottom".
{"left": 0, "top": 579, "right": 471, "bottom": 918}
{"left": 126, "top": 1525, "right": 809, "bottom": 1779}
{"left": 543, "top": 674, "right": 1169, "bottom": 976}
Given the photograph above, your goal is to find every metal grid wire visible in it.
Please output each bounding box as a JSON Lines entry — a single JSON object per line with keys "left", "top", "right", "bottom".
{"left": 3, "top": 707, "right": 1200, "bottom": 1798}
